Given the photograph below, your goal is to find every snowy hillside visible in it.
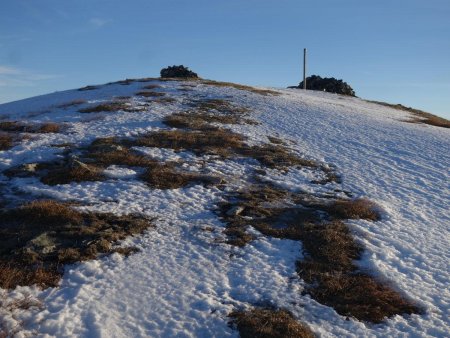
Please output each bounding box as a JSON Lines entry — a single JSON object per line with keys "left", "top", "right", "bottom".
{"left": 0, "top": 78, "right": 448, "bottom": 337}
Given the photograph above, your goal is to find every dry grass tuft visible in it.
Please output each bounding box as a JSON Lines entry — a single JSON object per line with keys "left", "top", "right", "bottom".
{"left": 326, "top": 198, "right": 380, "bottom": 221}
{"left": 0, "top": 200, "right": 153, "bottom": 289}
{"left": 0, "top": 263, "right": 61, "bottom": 289}
{"left": 229, "top": 308, "right": 315, "bottom": 338}
{"left": 135, "top": 91, "right": 166, "bottom": 98}
{"left": 200, "top": 80, "right": 281, "bottom": 96}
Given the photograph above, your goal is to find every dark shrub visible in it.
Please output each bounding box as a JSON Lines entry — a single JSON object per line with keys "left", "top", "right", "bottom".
{"left": 160, "top": 65, "right": 199, "bottom": 79}
{"left": 296, "top": 75, "right": 355, "bottom": 96}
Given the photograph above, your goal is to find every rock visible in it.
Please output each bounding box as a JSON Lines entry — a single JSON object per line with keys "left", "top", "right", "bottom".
{"left": 226, "top": 205, "right": 245, "bottom": 216}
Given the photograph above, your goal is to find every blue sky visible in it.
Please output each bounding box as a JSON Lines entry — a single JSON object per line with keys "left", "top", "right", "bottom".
{"left": 1, "top": 0, "right": 449, "bottom": 118}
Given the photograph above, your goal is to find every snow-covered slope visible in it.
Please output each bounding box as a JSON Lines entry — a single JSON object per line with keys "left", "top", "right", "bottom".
{"left": 0, "top": 79, "right": 448, "bottom": 337}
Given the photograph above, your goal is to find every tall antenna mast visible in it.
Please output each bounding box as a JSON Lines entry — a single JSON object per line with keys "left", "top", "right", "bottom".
{"left": 303, "top": 48, "right": 307, "bottom": 90}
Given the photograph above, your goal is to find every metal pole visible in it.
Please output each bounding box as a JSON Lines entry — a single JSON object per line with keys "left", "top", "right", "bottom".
{"left": 303, "top": 48, "right": 307, "bottom": 90}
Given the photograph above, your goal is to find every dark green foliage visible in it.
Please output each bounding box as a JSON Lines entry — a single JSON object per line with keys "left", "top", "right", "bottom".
{"left": 297, "top": 75, "right": 355, "bottom": 96}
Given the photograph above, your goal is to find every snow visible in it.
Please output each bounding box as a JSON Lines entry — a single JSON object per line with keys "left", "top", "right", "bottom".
{"left": 0, "top": 80, "right": 449, "bottom": 337}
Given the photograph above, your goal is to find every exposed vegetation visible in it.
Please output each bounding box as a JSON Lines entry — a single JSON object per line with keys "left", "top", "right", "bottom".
{"left": 0, "top": 121, "right": 60, "bottom": 134}
{"left": 56, "top": 99, "right": 87, "bottom": 109}
{"left": 0, "top": 200, "right": 153, "bottom": 289}
{"left": 79, "top": 102, "right": 138, "bottom": 113}
{"left": 218, "top": 183, "right": 421, "bottom": 323}
{"left": 229, "top": 308, "right": 315, "bottom": 338}
{"left": 160, "top": 65, "right": 199, "bottom": 79}
{"left": 294, "top": 75, "right": 356, "bottom": 96}
{"left": 0, "top": 134, "right": 13, "bottom": 151}
{"left": 78, "top": 85, "right": 99, "bottom": 91}
{"left": 200, "top": 80, "right": 281, "bottom": 96}
{"left": 369, "top": 101, "right": 450, "bottom": 128}
{"left": 135, "top": 91, "right": 166, "bottom": 98}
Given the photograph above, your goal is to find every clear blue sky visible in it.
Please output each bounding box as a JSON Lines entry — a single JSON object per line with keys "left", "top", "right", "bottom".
{"left": 1, "top": 0, "right": 449, "bottom": 118}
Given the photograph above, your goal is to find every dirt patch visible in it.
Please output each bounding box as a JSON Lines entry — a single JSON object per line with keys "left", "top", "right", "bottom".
{"left": 229, "top": 308, "right": 315, "bottom": 338}
{"left": 0, "top": 200, "right": 153, "bottom": 289}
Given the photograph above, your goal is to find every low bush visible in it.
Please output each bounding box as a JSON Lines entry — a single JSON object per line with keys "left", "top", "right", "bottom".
{"left": 296, "top": 75, "right": 355, "bottom": 96}
{"left": 160, "top": 65, "right": 199, "bottom": 78}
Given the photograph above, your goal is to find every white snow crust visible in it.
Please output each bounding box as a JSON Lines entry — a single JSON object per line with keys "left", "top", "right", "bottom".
{"left": 0, "top": 79, "right": 448, "bottom": 337}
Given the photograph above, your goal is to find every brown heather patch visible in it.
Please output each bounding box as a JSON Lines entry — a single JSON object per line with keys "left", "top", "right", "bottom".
{"left": 131, "top": 128, "right": 312, "bottom": 169}
{"left": 79, "top": 102, "right": 135, "bottom": 113}
{"left": 0, "top": 121, "right": 60, "bottom": 134}
{"left": 200, "top": 79, "right": 281, "bottom": 96}
{"left": 135, "top": 91, "right": 166, "bottom": 98}
{"left": 78, "top": 85, "right": 99, "bottom": 91}
{"left": 325, "top": 198, "right": 380, "bottom": 221}
{"left": 163, "top": 111, "right": 251, "bottom": 130}
{"left": 86, "top": 138, "right": 156, "bottom": 167}
{"left": 237, "top": 145, "right": 316, "bottom": 168}
{"left": 0, "top": 200, "right": 153, "bottom": 289}
{"left": 0, "top": 134, "right": 13, "bottom": 151}
{"left": 229, "top": 308, "right": 315, "bottom": 338}
{"left": 57, "top": 99, "right": 87, "bottom": 109}
{"left": 152, "top": 97, "right": 177, "bottom": 104}
{"left": 115, "top": 79, "right": 135, "bottom": 85}
{"left": 130, "top": 129, "right": 246, "bottom": 157}
{"left": 142, "top": 84, "right": 162, "bottom": 90}
{"left": 0, "top": 263, "right": 61, "bottom": 289}
{"left": 267, "top": 136, "right": 285, "bottom": 145}
{"left": 141, "top": 164, "right": 222, "bottom": 189}
{"left": 189, "top": 98, "right": 251, "bottom": 114}
{"left": 37, "top": 123, "right": 60, "bottom": 133}
{"left": 369, "top": 100, "right": 450, "bottom": 128}
{"left": 40, "top": 161, "right": 105, "bottom": 186}
{"left": 219, "top": 184, "right": 421, "bottom": 323}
